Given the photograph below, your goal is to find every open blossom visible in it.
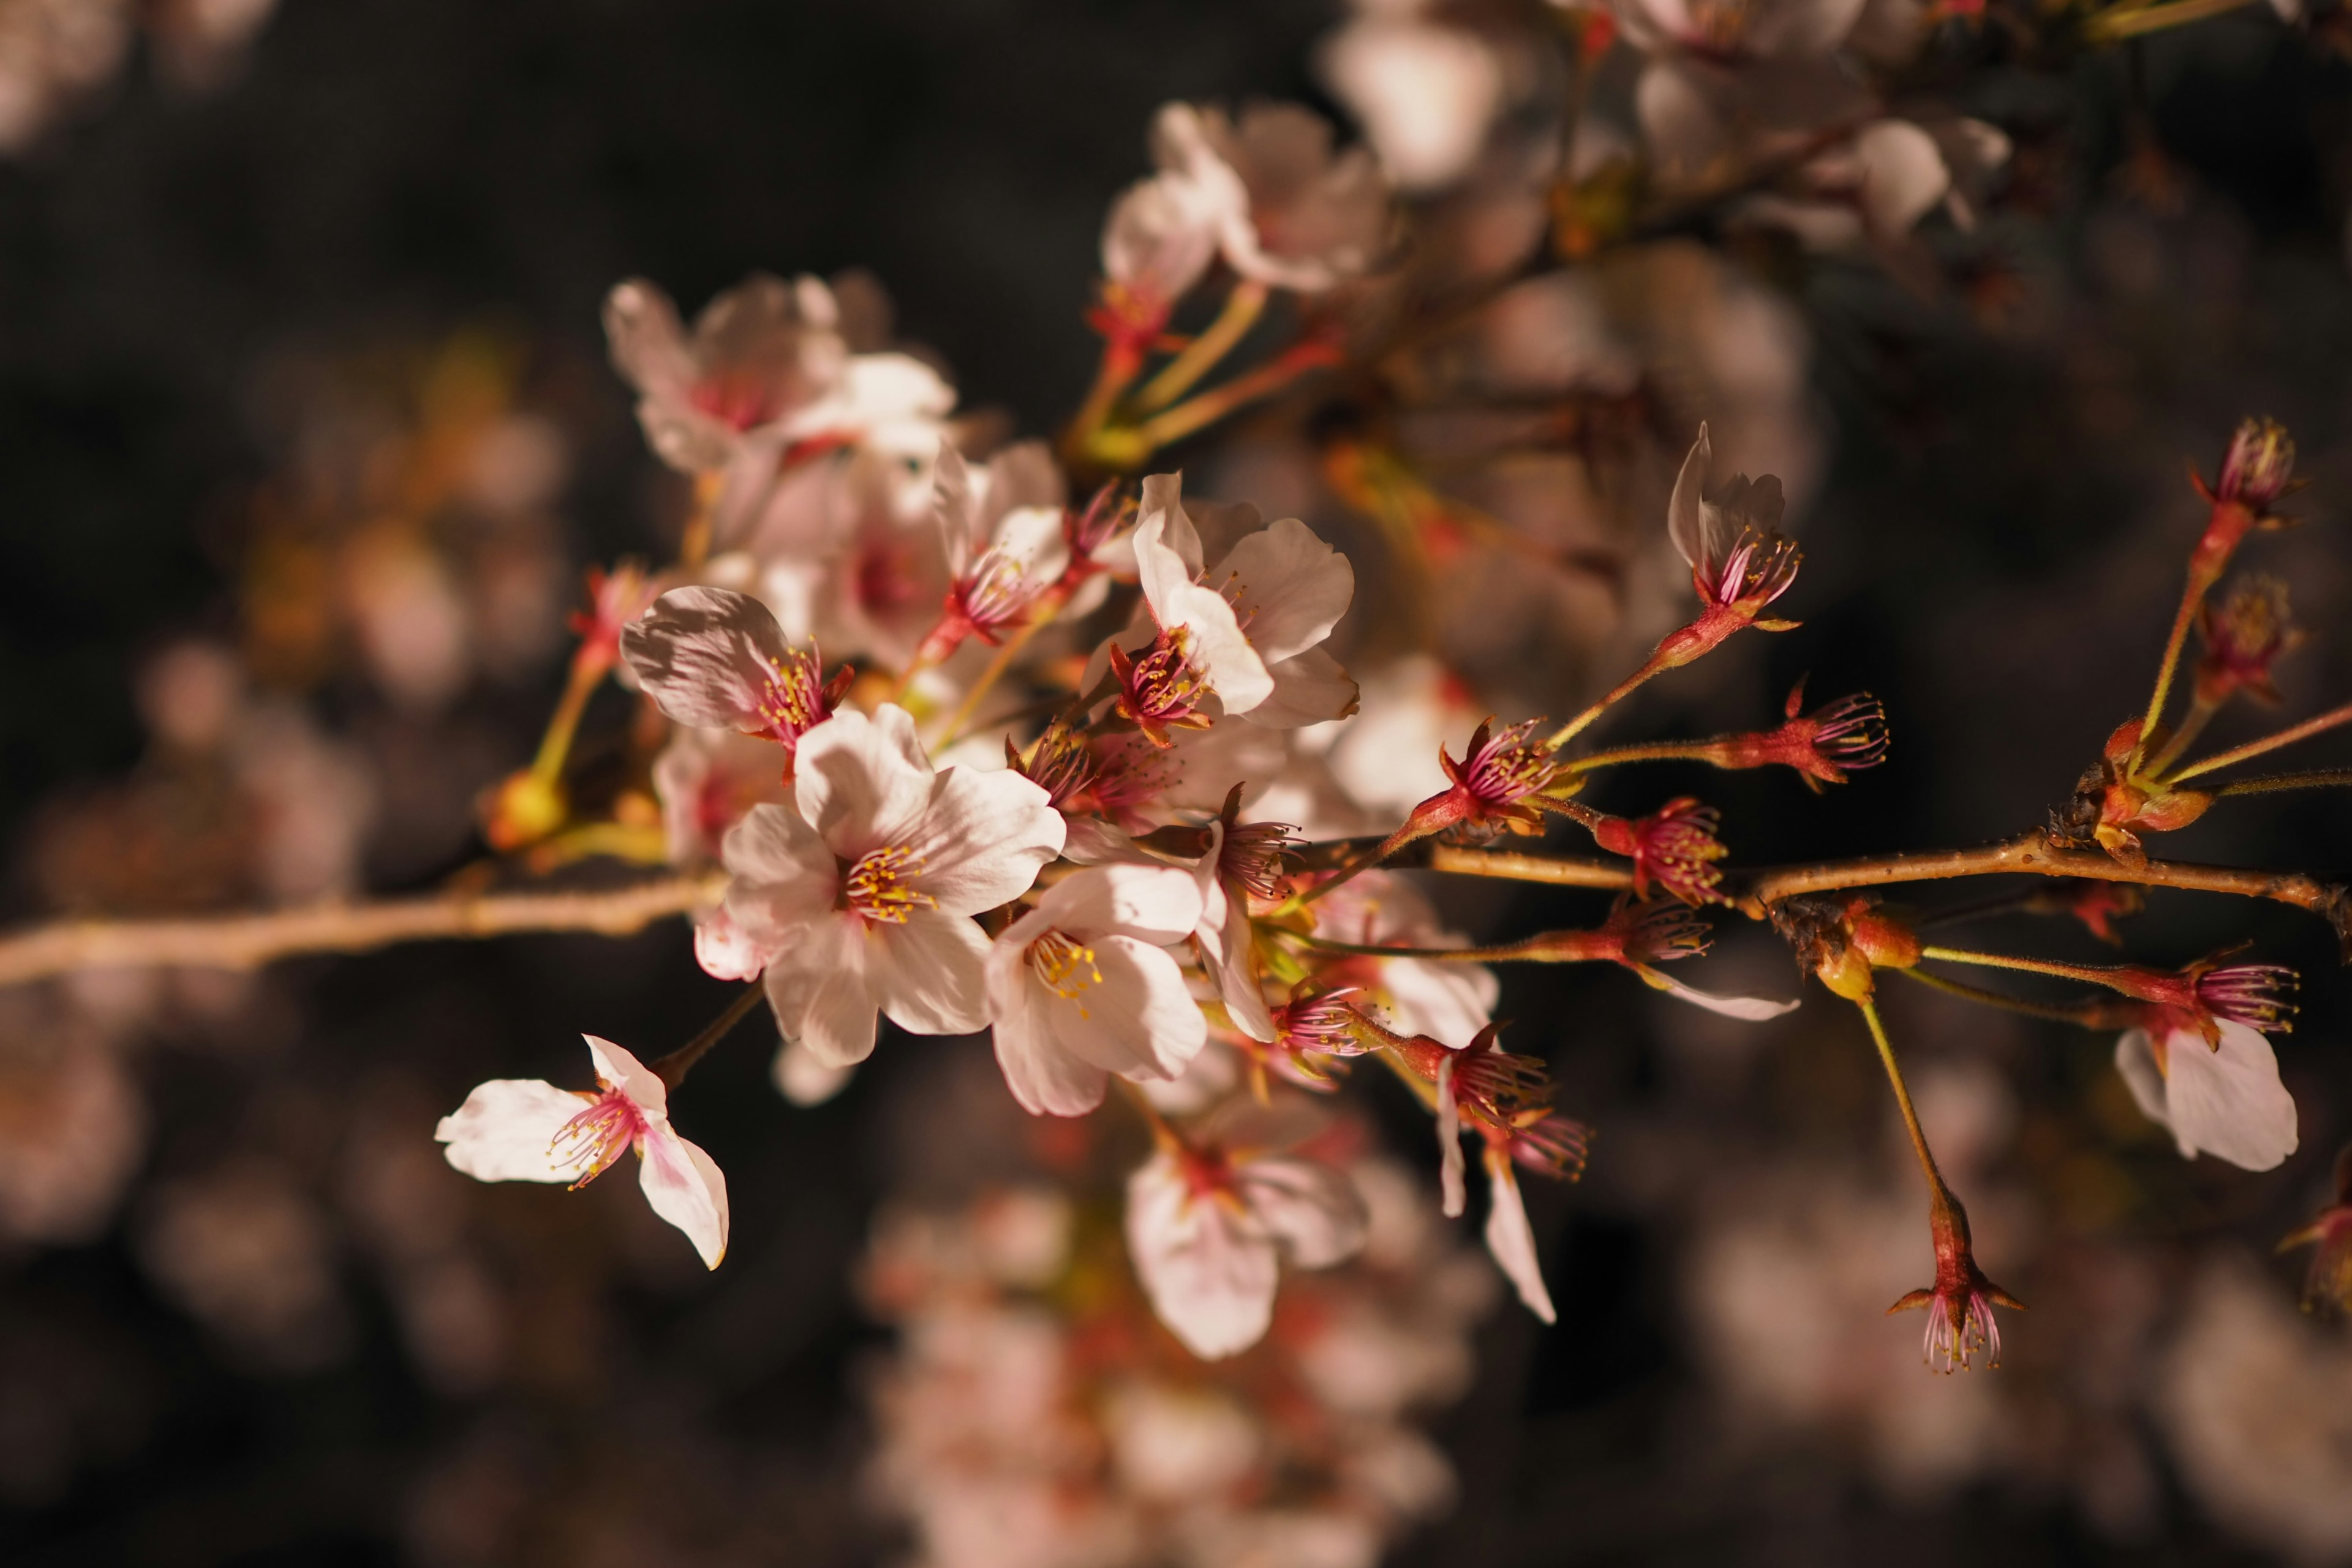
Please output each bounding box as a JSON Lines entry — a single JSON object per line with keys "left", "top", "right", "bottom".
{"left": 1125, "top": 1110, "right": 1370, "bottom": 1358}
{"left": 918, "top": 442, "right": 1070, "bottom": 662}
{"left": 1589, "top": 797, "right": 1729, "bottom": 907}
{"left": 603, "top": 272, "right": 848, "bottom": 473}
{"left": 650, "top": 725, "right": 790, "bottom": 866}
{"left": 1115, "top": 472, "right": 1358, "bottom": 743}
{"left": 1888, "top": 1189, "right": 2022, "bottom": 1373}
{"left": 1149, "top": 102, "right": 1390, "bottom": 294}
{"left": 2114, "top": 1019, "right": 2300, "bottom": 1171}
{"left": 435, "top": 1035, "right": 729, "bottom": 1269}
{"left": 2195, "top": 575, "right": 2301, "bottom": 707}
{"left": 718, "top": 704, "right": 1066, "bottom": 1068}
{"left": 1612, "top": 0, "right": 1870, "bottom": 60}
{"left": 987, "top": 864, "right": 1207, "bottom": 1117}
{"left": 620, "top": 586, "right": 851, "bottom": 770}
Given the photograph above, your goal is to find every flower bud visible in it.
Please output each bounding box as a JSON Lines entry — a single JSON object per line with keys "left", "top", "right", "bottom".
{"left": 1888, "top": 1186, "right": 2023, "bottom": 1373}
{"left": 2194, "top": 575, "right": 2301, "bottom": 709}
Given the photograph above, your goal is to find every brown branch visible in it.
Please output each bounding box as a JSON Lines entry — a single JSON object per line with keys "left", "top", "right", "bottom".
{"left": 0, "top": 871, "right": 723, "bottom": 990}
{"left": 1737, "top": 832, "right": 2352, "bottom": 956}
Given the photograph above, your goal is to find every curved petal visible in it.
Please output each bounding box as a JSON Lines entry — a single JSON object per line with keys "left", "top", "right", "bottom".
{"left": 764, "top": 917, "right": 880, "bottom": 1068}
{"left": 1377, "top": 956, "right": 1498, "bottom": 1046}
{"left": 718, "top": 801, "right": 835, "bottom": 898}
{"left": 904, "top": 765, "right": 1066, "bottom": 914}
{"left": 1165, "top": 582, "right": 1274, "bottom": 714}
{"left": 1202, "top": 886, "right": 1278, "bottom": 1043}
{"left": 1665, "top": 422, "right": 1713, "bottom": 570}
{"left": 436, "top": 1080, "right": 594, "bottom": 1185}
{"left": 793, "top": 704, "right": 935, "bottom": 856}
{"left": 1236, "top": 1156, "right": 1367, "bottom": 1269}
{"left": 1436, "top": 1057, "right": 1466, "bottom": 1219}
{"left": 2163, "top": 1022, "right": 2300, "bottom": 1172}
{"left": 1482, "top": 1155, "right": 1556, "bottom": 1324}
{"left": 638, "top": 1127, "right": 729, "bottom": 1269}
{"left": 1242, "top": 647, "right": 1360, "bottom": 729}
{"left": 871, "top": 906, "right": 993, "bottom": 1036}
{"left": 1126, "top": 1151, "right": 1278, "bottom": 1359}
{"left": 1637, "top": 967, "right": 1803, "bottom": 1020}
{"left": 620, "top": 587, "right": 798, "bottom": 731}
{"left": 1048, "top": 935, "right": 1208, "bottom": 1082}
{"left": 2114, "top": 1028, "right": 2174, "bottom": 1145}
{"left": 693, "top": 905, "right": 770, "bottom": 982}
{"left": 585, "top": 1035, "right": 668, "bottom": 1118}
{"left": 1041, "top": 863, "right": 1207, "bottom": 946}
{"left": 1210, "top": 518, "right": 1354, "bottom": 666}
{"left": 987, "top": 944, "right": 1112, "bottom": 1117}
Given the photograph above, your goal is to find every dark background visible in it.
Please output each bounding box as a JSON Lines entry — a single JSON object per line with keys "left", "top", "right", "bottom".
{"left": 4, "top": 1, "right": 2352, "bottom": 1563}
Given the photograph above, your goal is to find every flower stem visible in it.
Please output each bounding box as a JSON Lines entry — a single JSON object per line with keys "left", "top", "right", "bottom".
{"left": 1564, "top": 739, "right": 1729, "bottom": 774}
{"left": 938, "top": 602, "right": 1061, "bottom": 750}
{"left": 2144, "top": 695, "right": 2218, "bottom": 776}
{"left": 2215, "top": 767, "right": 2352, "bottom": 798}
{"left": 1544, "top": 649, "right": 1672, "bottom": 752}
{"left": 2166, "top": 699, "right": 2352, "bottom": 783}
{"left": 1104, "top": 342, "right": 1340, "bottom": 465}
{"left": 527, "top": 658, "right": 603, "bottom": 790}
{"left": 1896, "top": 966, "right": 2124, "bottom": 1027}
{"left": 651, "top": 981, "right": 769, "bottom": 1090}
{"left": 1858, "top": 996, "right": 1947, "bottom": 1195}
{"left": 2135, "top": 577, "right": 2210, "bottom": 766}
{"left": 1134, "top": 281, "right": 1268, "bottom": 412}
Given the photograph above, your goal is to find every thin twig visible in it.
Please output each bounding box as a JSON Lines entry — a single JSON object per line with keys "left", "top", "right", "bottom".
{"left": 0, "top": 871, "right": 723, "bottom": 990}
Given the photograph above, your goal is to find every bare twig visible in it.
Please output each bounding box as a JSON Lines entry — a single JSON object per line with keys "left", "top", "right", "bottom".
{"left": 0, "top": 871, "right": 723, "bottom": 990}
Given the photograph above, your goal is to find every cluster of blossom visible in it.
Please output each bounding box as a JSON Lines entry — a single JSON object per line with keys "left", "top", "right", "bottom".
{"left": 859, "top": 1150, "right": 1490, "bottom": 1568}
{"left": 424, "top": 12, "right": 2352, "bottom": 1386}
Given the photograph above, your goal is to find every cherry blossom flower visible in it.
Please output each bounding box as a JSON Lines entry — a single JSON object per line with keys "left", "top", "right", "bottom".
{"left": 567, "top": 561, "right": 656, "bottom": 682}
{"left": 1663, "top": 424, "right": 1802, "bottom": 650}
{"left": 1888, "top": 1189, "right": 2022, "bottom": 1372}
{"left": 650, "top": 726, "right": 790, "bottom": 866}
{"left": 1589, "top": 796, "right": 1730, "bottom": 907}
{"left": 1395, "top": 717, "right": 1565, "bottom": 843}
{"left": 2103, "top": 958, "right": 2297, "bottom": 1047}
{"left": 435, "top": 1035, "right": 729, "bottom": 1269}
{"left": 717, "top": 705, "right": 1066, "bottom": 1068}
{"left": 2195, "top": 575, "right": 2301, "bottom": 707}
{"left": 986, "top": 863, "right": 1207, "bottom": 1117}
{"left": 1708, "top": 680, "right": 1889, "bottom": 790}
{"left": 603, "top": 273, "right": 848, "bottom": 474}
{"left": 1481, "top": 1142, "right": 1556, "bottom": 1324}
{"left": 1115, "top": 472, "right": 1358, "bottom": 743}
{"left": 1149, "top": 102, "right": 1390, "bottom": 294}
{"left": 1528, "top": 899, "right": 1803, "bottom": 1019}
{"left": 1125, "top": 1108, "right": 1370, "bottom": 1357}
{"left": 2114, "top": 1019, "right": 2301, "bottom": 1171}
{"left": 1096, "top": 168, "right": 1228, "bottom": 367}
{"left": 918, "top": 442, "right": 1070, "bottom": 663}
{"left": 620, "top": 586, "right": 851, "bottom": 772}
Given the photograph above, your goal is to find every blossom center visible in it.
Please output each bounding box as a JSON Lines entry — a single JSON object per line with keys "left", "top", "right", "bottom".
{"left": 755, "top": 649, "right": 833, "bottom": 746}
{"left": 1027, "top": 930, "right": 1104, "bottom": 1008}
{"left": 842, "top": 845, "right": 937, "bottom": 924}
{"left": 549, "top": 1090, "right": 648, "bottom": 1188}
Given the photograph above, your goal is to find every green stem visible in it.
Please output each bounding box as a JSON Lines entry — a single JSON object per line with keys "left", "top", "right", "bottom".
{"left": 2168, "top": 699, "right": 2352, "bottom": 783}
{"left": 1134, "top": 282, "right": 1268, "bottom": 412}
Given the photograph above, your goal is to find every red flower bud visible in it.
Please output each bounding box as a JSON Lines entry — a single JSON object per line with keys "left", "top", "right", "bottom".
{"left": 1889, "top": 1188, "right": 2024, "bottom": 1373}
{"left": 1590, "top": 798, "right": 1728, "bottom": 907}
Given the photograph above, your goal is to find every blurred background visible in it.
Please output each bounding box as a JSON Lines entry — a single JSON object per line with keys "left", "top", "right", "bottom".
{"left": 5, "top": 1, "right": 2352, "bottom": 1563}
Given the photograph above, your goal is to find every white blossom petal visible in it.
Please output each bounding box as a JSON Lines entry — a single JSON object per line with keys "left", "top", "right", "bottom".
{"left": 1126, "top": 1151, "right": 1279, "bottom": 1359}
{"left": 900, "top": 764, "right": 1065, "bottom": 914}
{"left": 637, "top": 1125, "right": 729, "bottom": 1269}
{"left": 764, "top": 918, "right": 880, "bottom": 1068}
{"left": 620, "top": 586, "right": 799, "bottom": 732}
{"left": 870, "top": 905, "right": 993, "bottom": 1036}
{"left": 584, "top": 1035, "right": 668, "bottom": 1118}
{"left": 793, "top": 704, "right": 935, "bottom": 855}
{"left": 2118, "top": 1023, "right": 2300, "bottom": 1172}
{"left": 1243, "top": 646, "right": 1361, "bottom": 729}
{"left": 1234, "top": 1156, "right": 1368, "bottom": 1269}
{"left": 1482, "top": 1153, "right": 1557, "bottom": 1324}
{"left": 435, "top": 1080, "right": 592, "bottom": 1185}
{"left": 1437, "top": 1056, "right": 1466, "bottom": 1219}
{"left": 1210, "top": 517, "right": 1354, "bottom": 666}
{"left": 1637, "top": 966, "right": 1803, "bottom": 1019}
